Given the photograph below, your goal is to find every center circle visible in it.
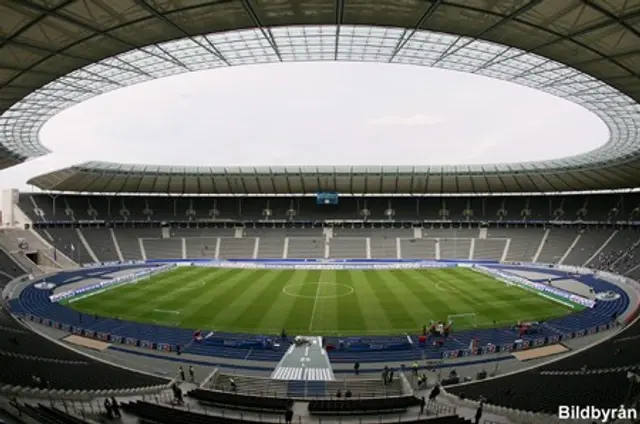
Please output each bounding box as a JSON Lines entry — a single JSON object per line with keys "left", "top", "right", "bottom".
{"left": 282, "top": 282, "right": 354, "bottom": 299}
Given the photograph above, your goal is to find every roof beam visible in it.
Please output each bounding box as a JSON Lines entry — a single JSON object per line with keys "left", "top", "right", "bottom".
{"left": 333, "top": 0, "right": 345, "bottom": 61}
{"left": 18, "top": 0, "right": 185, "bottom": 72}
{"left": 478, "top": 6, "right": 640, "bottom": 79}
{"left": 298, "top": 167, "right": 307, "bottom": 193}
{"left": 388, "top": 0, "right": 443, "bottom": 63}
{"left": 133, "top": 0, "right": 231, "bottom": 66}
{"left": 240, "top": 0, "right": 282, "bottom": 61}
{"left": 253, "top": 168, "right": 264, "bottom": 194}
{"left": 432, "top": 0, "right": 543, "bottom": 66}
{"left": 582, "top": 0, "right": 640, "bottom": 41}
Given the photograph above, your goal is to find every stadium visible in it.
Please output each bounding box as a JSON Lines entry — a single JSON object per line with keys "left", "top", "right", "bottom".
{"left": 0, "top": 1, "right": 639, "bottom": 424}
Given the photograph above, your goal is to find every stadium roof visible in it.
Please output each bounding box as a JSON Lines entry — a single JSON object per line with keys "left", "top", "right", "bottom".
{"left": 2, "top": 0, "right": 640, "bottom": 194}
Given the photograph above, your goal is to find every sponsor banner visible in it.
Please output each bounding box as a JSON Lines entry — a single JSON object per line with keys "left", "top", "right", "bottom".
{"left": 84, "top": 330, "right": 96, "bottom": 338}
{"left": 97, "top": 332, "right": 109, "bottom": 341}
{"left": 140, "top": 340, "right": 154, "bottom": 349}
{"left": 204, "top": 261, "right": 455, "bottom": 271}
{"left": 72, "top": 327, "right": 83, "bottom": 335}
{"left": 32, "top": 316, "right": 41, "bottom": 324}
{"left": 124, "top": 337, "right": 137, "bottom": 346}
{"left": 561, "top": 332, "right": 574, "bottom": 341}
{"left": 61, "top": 324, "right": 71, "bottom": 332}
{"left": 548, "top": 335, "right": 560, "bottom": 344}
{"left": 598, "top": 324, "right": 608, "bottom": 331}
{"left": 41, "top": 318, "right": 51, "bottom": 326}
{"left": 111, "top": 335, "right": 123, "bottom": 344}
{"left": 533, "top": 338, "right": 546, "bottom": 347}
{"left": 484, "top": 344, "right": 496, "bottom": 354}
{"left": 157, "top": 343, "right": 172, "bottom": 352}
{"left": 575, "top": 329, "right": 586, "bottom": 337}
{"left": 51, "top": 321, "right": 61, "bottom": 329}
{"left": 502, "top": 344, "right": 515, "bottom": 352}
{"left": 587, "top": 326, "right": 597, "bottom": 335}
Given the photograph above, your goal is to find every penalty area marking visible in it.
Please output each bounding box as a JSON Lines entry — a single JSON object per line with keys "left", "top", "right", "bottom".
{"left": 282, "top": 282, "right": 354, "bottom": 299}
{"left": 153, "top": 309, "right": 180, "bottom": 315}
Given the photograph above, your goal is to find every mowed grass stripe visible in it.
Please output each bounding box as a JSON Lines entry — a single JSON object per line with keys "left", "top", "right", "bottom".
{"left": 335, "top": 271, "right": 366, "bottom": 335}
{"left": 383, "top": 270, "right": 439, "bottom": 326}
{"left": 204, "top": 270, "right": 291, "bottom": 329}
{"left": 285, "top": 270, "right": 323, "bottom": 333}
{"left": 229, "top": 270, "right": 298, "bottom": 332}
{"left": 311, "top": 270, "right": 339, "bottom": 332}
{"left": 256, "top": 270, "right": 311, "bottom": 333}
{"left": 126, "top": 268, "right": 231, "bottom": 317}
{"left": 395, "top": 269, "right": 455, "bottom": 322}
{"left": 350, "top": 271, "right": 393, "bottom": 332}
{"left": 365, "top": 271, "right": 419, "bottom": 330}
{"left": 72, "top": 267, "right": 212, "bottom": 316}
{"left": 66, "top": 267, "right": 576, "bottom": 335}
{"left": 176, "top": 269, "right": 277, "bottom": 329}
{"left": 445, "top": 269, "right": 532, "bottom": 324}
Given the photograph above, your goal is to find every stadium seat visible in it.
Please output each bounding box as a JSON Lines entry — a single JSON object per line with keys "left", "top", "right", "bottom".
{"left": 308, "top": 396, "right": 421, "bottom": 415}
{"left": 188, "top": 388, "right": 292, "bottom": 412}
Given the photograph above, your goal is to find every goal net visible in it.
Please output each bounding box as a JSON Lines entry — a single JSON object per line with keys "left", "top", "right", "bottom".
{"left": 447, "top": 313, "right": 477, "bottom": 329}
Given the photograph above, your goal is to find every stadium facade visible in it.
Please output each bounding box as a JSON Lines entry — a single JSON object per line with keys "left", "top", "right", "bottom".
{"left": 1, "top": 1, "right": 640, "bottom": 424}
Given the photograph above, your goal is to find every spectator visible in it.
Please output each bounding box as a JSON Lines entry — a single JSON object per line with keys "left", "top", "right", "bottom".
{"left": 285, "top": 407, "right": 293, "bottom": 424}
{"left": 110, "top": 397, "right": 121, "bottom": 418}
{"left": 104, "top": 398, "right": 113, "bottom": 420}
{"left": 354, "top": 361, "right": 360, "bottom": 375}
{"left": 429, "top": 384, "right": 440, "bottom": 401}
{"left": 420, "top": 396, "right": 426, "bottom": 414}
{"left": 189, "top": 366, "right": 195, "bottom": 382}
{"left": 475, "top": 401, "right": 484, "bottom": 424}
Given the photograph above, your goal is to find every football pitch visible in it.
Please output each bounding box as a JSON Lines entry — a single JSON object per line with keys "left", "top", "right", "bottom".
{"left": 68, "top": 267, "right": 574, "bottom": 336}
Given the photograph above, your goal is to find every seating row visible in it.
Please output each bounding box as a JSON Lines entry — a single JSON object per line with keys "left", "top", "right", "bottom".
{"left": 308, "top": 396, "right": 421, "bottom": 415}
{"left": 188, "top": 388, "right": 292, "bottom": 412}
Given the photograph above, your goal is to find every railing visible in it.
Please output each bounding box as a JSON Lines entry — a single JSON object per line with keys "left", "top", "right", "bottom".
{"left": 0, "top": 391, "right": 458, "bottom": 424}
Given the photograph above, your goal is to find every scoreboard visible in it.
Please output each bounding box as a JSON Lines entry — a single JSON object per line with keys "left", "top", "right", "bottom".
{"left": 316, "top": 192, "right": 339, "bottom": 205}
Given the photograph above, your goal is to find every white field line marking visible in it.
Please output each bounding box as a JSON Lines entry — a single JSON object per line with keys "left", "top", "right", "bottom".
{"left": 309, "top": 282, "right": 323, "bottom": 331}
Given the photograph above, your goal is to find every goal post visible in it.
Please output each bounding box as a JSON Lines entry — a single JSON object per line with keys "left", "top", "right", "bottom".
{"left": 447, "top": 313, "right": 477, "bottom": 329}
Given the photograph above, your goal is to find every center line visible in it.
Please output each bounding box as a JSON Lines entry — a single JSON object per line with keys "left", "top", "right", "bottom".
{"left": 309, "top": 282, "right": 323, "bottom": 331}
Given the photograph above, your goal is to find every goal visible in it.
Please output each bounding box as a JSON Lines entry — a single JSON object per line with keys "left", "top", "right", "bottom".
{"left": 447, "top": 313, "right": 477, "bottom": 329}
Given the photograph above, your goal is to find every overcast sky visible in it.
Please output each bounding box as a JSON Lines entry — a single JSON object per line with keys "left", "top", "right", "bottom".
{"left": 0, "top": 61, "right": 609, "bottom": 194}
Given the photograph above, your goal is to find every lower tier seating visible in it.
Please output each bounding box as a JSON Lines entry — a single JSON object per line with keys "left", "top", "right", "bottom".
{"left": 308, "top": 396, "right": 421, "bottom": 415}
{"left": 123, "top": 401, "right": 472, "bottom": 424}
{"left": 188, "top": 388, "right": 292, "bottom": 412}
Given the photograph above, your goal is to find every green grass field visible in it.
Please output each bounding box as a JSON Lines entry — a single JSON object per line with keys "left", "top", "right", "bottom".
{"left": 67, "top": 267, "right": 574, "bottom": 336}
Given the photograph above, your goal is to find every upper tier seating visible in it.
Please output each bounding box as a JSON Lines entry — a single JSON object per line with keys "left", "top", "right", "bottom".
{"left": 21, "top": 193, "right": 638, "bottom": 222}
